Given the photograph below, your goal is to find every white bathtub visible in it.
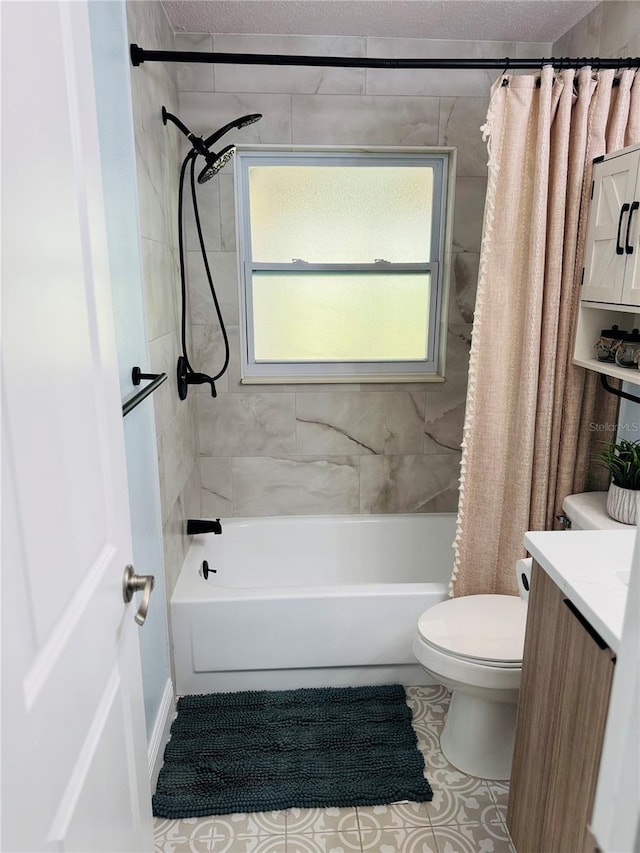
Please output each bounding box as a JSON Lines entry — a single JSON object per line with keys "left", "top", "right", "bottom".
{"left": 171, "top": 513, "right": 456, "bottom": 695}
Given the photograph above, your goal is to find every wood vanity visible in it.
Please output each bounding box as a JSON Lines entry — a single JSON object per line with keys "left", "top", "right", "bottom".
{"left": 506, "top": 531, "right": 632, "bottom": 853}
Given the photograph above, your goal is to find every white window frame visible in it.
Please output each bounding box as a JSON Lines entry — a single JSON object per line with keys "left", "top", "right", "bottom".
{"left": 234, "top": 145, "right": 455, "bottom": 384}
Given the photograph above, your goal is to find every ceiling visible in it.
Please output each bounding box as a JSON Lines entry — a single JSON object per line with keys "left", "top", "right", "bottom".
{"left": 161, "top": 1, "right": 601, "bottom": 43}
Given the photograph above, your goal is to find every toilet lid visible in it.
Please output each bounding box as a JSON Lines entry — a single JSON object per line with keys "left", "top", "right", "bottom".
{"left": 417, "top": 595, "right": 527, "bottom": 664}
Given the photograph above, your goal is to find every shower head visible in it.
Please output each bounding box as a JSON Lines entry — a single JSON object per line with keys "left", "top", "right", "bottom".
{"left": 198, "top": 113, "right": 262, "bottom": 181}
{"left": 197, "top": 144, "right": 235, "bottom": 184}
{"left": 203, "top": 113, "right": 262, "bottom": 148}
{"left": 162, "top": 107, "right": 263, "bottom": 181}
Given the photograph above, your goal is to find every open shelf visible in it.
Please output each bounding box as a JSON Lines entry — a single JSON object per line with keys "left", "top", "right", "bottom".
{"left": 573, "top": 355, "right": 640, "bottom": 383}
{"left": 574, "top": 301, "right": 640, "bottom": 388}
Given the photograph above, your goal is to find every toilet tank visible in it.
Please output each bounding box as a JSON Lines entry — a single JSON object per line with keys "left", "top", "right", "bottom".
{"left": 562, "top": 491, "right": 630, "bottom": 530}
{"left": 519, "top": 491, "right": 628, "bottom": 601}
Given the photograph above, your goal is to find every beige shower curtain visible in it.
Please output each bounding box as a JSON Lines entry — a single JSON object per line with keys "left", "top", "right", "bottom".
{"left": 452, "top": 65, "right": 640, "bottom": 597}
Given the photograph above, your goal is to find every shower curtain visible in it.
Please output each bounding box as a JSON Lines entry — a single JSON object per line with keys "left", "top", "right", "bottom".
{"left": 452, "top": 65, "right": 640, "bottom": 597}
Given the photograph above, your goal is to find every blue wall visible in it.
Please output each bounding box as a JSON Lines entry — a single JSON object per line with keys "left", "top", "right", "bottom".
{"left": 88, "top": 0, "right": 171, "bottom": 742}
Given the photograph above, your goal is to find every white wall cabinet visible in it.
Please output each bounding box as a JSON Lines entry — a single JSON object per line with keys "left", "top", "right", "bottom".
{"left": 582, "top": 145, "right": 640, "bottom": 305}
{"left": 574, "top": 143, "right": 640, "bottom": 386}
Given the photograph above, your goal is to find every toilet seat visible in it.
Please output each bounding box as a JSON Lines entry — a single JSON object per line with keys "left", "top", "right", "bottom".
{"left": 417, "top": 594, "right": 527, "bottom": 667}
{"left": 413, "top": 632, "right": 523, "bottom": 692}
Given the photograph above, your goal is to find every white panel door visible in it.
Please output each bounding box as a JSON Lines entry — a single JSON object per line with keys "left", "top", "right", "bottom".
{"left": 582, "top": 151, "right": 640, "bottom": 304}
{"left": 1, "top": 2, "right": 153, "bottom": 851}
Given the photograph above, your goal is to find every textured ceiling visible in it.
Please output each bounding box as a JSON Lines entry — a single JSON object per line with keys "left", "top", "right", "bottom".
{"left": 161, "top": 1, "right": 601, "bottom": 42}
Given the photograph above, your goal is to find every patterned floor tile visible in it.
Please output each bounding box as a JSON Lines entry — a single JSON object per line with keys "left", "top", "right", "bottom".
{"left": 286, "top": 808, "right": 359, "bottom": 834}
{"left": 224, "top": 837, "right": 287, "bottom": 853}
{"left": 224, "top": 812, "right": 288, "bottom": 836}
{"left": 431, "top": 822, "right": 515, "bottom": 853}
{"left": 426, "top": 768, "right": 496, "bottom": 826}
{"left": 153, "top": 816, "right": 287, "bottom": 852}
{"left": 487, "top": 781, "right": 510, "bottom": 808}
{"left": 356, "top": 802, "right": 432, "bottom": 830}
{"left": 286, "top": 831, "right": 361, "bottom": 852}
{"left": 154, "top": 817, "right": 202, "bottom": 852}
{"left": 360, "top": 826, "right": 439, "bottom": 852}
{"left": 415, "top": 724, "right": 454, "bottom": 772}
{"left": 405, "top": 686, "right": 450, "bottom": 727}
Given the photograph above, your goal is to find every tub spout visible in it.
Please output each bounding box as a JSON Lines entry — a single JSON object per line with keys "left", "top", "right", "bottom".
{"left": 187, "top": 518, "right": 222, "bottom": 535}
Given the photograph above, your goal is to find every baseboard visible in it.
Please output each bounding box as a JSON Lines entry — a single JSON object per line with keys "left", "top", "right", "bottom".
{"left": 148, "top": 679, "right": 175, "bottom": 793}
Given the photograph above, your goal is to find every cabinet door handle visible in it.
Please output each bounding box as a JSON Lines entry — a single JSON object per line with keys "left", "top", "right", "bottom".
{"left": 563, "top": 598, "right": 608, "bottom": 650}
{"left": 617, "top": 203, "right": 630, "bottom": 255}
{"left": 625, "top": 200, "right": 639, "bottom": 254}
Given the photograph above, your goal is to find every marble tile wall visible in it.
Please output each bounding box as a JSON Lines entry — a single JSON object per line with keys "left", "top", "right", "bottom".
{"left": 175, "top": 33, "right": 551, "bottom": 517}
{"left": 553, "top": 1, "right": 640, "bottom": 63}
{"left": 127, "top": 1, "right": 201, "bottom": 597}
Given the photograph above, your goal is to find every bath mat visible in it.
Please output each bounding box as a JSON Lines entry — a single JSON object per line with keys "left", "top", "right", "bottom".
{"left": 152, "top": 684, "right": 432, "bottom": 818}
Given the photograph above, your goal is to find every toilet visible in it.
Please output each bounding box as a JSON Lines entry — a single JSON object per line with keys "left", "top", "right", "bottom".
{"left": 413, "top": 491, "right": 627, "bottom": 781}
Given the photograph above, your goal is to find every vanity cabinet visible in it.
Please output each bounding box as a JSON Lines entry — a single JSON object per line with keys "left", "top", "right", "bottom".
{"left": 507, "top": 562, "right": 615, "bottom": 853}
{"left": 574, "top": 143, "right": 640, "bottom": 385}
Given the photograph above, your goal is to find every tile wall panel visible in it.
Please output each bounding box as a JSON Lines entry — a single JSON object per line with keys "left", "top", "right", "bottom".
{"left": 364, "top": 38, "right": 519, "bottom": 97}
{"left": 176, "top": 32, "right": 552, "bottom": 517}
{"left": 232, "top": 456, "right": 361, "bottom": 516}
{"left": 291, "top": 94, "right": 440, "bottom": 146}
{"left": 197, "top": 393, "right": 297, "bottom": 457}
{"left": 554, "top": 1, "right": 640, "bottom": 62}
{"left": 178, "top": 91, "right": 293, "bottom": 142}
{"left": 175, "top": 33, "right": 215, "bottom": 93}
{"left": 211, "top": 34, "right": 367, "bottom": 95}
{"left": 296, "top": 392, "right": 427, "bottom": 456}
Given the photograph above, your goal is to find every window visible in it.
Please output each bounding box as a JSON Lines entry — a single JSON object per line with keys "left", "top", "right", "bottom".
{"left": 235, "top": 148, "right": 453, "bottom": 383}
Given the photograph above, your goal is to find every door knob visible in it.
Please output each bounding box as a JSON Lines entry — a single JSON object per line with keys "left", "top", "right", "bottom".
{"left": 122, "top": 565, "right": 155, "bottom": 626}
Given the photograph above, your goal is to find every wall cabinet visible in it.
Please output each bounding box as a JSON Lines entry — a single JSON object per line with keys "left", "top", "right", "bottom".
{"left": 582, "top": 146, "right": 640, "bottom": 305}
{"left": 507, "top": 563, "right": 615, "bottom": 853}
{"left": 574, "top": 143, "right": 640, "bottom": 385}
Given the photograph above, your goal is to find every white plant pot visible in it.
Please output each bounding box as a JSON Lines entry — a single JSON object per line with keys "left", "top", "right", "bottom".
{"left": 606, "top": 483, "right": 638, "bottom": 525}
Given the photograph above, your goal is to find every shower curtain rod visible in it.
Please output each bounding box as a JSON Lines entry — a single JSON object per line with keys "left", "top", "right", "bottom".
{"left": 130, "top": 44, "right": 640, "bottom": 71}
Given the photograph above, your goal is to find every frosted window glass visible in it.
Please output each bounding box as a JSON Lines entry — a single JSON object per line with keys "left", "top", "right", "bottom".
{"left": 249, "top": 166, "right": 433, "bottom": 263}
{"left": 251, "top": 271, "right": 431, "bottom": 361}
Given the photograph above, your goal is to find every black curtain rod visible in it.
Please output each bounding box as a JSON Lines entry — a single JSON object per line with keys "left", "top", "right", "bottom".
{"left": 130, "top": 44, "right": 640, "bottom": 71}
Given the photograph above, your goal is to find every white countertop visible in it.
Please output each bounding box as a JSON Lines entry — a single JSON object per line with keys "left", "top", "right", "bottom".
{"left": 523, "top": 529, "right": 635, "bottom": 654}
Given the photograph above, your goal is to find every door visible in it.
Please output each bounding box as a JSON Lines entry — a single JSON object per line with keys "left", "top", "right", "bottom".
{"left": 1, "top": 3, "right": 153, "bottom": 851}
{"left": 508, "top": 564, "right": 615, "bottom": 853}
{"left": 582, "top": 150, "right": 640, "bottom": 303}
{"left": 542, "top": 591, "right": 615, "bottom": 853}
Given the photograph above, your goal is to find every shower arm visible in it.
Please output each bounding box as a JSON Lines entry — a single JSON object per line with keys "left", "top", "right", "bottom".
{"left": 162, "top": 106, "right": 210, "bottom": 158}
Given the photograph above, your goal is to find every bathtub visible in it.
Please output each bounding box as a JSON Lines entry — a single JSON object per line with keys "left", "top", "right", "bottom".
{"left": 171, "top": 513, "right": 456, "bottom": 695}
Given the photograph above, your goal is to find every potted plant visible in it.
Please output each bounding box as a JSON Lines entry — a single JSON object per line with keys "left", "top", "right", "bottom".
{"left": 597, "top": 438, "right": 640, "bottom": 524}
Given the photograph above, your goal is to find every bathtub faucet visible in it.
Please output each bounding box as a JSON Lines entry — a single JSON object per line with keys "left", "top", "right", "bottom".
{"left": 186, "top": 518, "right": 222, "bottom": 535}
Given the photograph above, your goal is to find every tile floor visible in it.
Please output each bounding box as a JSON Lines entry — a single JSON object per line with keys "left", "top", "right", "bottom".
{"left": 153, "top": 685, "right": 516, "bottom": 853}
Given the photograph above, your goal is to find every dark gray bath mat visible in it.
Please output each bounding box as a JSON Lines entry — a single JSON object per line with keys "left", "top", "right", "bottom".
{"left": 152, "top": 683, "right": 432, "bottom": 818}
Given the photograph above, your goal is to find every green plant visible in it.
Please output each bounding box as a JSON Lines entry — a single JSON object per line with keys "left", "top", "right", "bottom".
{"left": 597, "top": 438, "right": 640, "bottom": 489}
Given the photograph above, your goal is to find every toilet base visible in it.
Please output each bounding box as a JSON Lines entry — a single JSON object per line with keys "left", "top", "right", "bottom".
{"left": 440, "top": 689, "right": 517, "bottom": 780}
